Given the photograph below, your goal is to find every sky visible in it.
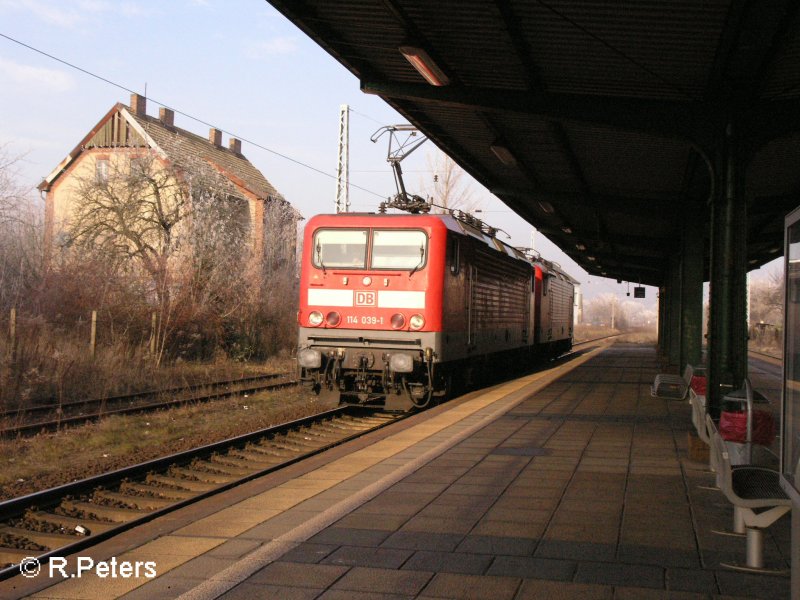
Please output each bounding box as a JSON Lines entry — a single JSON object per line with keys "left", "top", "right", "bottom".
{"left": 0, "top": 0, "right": 782, "bottom": 310}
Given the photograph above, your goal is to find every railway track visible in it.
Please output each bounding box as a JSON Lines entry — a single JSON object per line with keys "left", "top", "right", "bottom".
{"left": 748, "top": 348, "right": 781, "bottom": 363}
{"left": 0, "top": 406, "right": 400, "bottom": 580}
{"left": 1, "top": 373, "right": 296, "bottom": 438}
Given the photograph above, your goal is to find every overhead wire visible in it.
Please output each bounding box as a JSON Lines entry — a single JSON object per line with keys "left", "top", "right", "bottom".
{"left": 0, "top": 31, "right": 388, "bottom": 199}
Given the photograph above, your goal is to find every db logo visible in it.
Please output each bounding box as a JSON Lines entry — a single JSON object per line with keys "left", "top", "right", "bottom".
{"left": 355, "top": 291, "right": 376, "bottom": 306}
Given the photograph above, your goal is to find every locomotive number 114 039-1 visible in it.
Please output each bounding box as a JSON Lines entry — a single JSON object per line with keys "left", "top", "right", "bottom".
{"left": 346, "top": 315, "right": 385, "bottom": 325}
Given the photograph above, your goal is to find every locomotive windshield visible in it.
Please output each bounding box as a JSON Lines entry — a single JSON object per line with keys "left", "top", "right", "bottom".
{"left": 311, "top": 228, "right": 428, "bottom": 271}
{"left": 371, "top": 229, "right": 427, "bottom": 270}
{"left": 312, "top": 229, "right": 368, "bottom": 269}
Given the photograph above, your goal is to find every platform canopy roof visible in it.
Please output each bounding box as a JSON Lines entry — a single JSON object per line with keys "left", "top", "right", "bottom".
{"left": 268, "top": 1, "right": 800, "bottom": 286}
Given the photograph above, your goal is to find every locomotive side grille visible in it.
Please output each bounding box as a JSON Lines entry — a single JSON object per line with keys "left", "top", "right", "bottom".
{"left": 472, "top": 250, "right": 530, "bottom": 329}
{"left": 547, "top": 278, "right": 574, "bottom": 340}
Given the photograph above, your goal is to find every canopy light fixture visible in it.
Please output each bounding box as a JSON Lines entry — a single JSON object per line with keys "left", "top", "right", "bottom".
{"left": 575, "top": 243, "right": 586, "bottom": 251}
{"left": 537, "top": 200, "right": 554, "bottom": 215}
{"left": 561, "top": 226, "right": 572, "bottom": 234}
{"left": 399, "top": 46, "right": 450, "bottom": 86}
{"left": 490, "top": 143, "right": 517, "bottom": 166}
{"left": 587, "top": 256, "right": 596, "bottom": 262}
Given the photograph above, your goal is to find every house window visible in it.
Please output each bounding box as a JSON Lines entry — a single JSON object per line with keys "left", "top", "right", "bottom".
{"left": 96, "top": 158, "right": 109, "bottom": 183}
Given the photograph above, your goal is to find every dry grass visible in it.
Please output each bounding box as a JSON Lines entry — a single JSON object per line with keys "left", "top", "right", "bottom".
{"left": 574, "top": 324, "right": 621, "bottom": 342}
{"left": 0, "top": 384, "right": 332, "bottom": 500}
{"left": 0, "top": 320, "right": 296, "bottom": 412}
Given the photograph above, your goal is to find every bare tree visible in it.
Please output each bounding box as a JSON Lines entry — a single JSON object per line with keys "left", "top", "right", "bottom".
{"left": 65, "top": 150, "right": 298, "bottom": 362}
{"left": 749, "top": 270, "right": 784, "bottom": 352}
{"left": 0, "top": 144, "right": 31, "bottom": 225}
{"left": 0, "top": 145, "right": 41, "bottom": 312}
{"left": 750, "top": 271, "right": 784, "bottom": 326}
{"left": 583, "top": 293, "right": 627, "bottom": 330}
{"left": 68, "top": 151, "right": 190, "bottom": 305}
{"left": 422, "top": 150, "right": 482, "bottom": 213}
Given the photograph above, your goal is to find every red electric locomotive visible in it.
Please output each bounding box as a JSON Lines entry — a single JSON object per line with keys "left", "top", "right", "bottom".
{"left": 296, "top": 210, "right": 575, "bottom": 411}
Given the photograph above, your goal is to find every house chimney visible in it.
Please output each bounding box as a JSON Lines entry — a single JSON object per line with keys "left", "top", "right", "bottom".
{"left": 229, "top": 137, "right": 242, "bottom": 154}
{"left": 159, "top": 107, "right": 174, "bottom": 127}
{"left": 130, "top": 93, "right": 146, "bottom": 116}
{"left": 209, "top": 128, "right": 222, "bottom": 147}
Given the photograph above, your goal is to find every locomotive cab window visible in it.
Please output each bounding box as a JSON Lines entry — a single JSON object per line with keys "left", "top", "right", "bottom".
{"left": 312, "top": 229, "right": 368, "bottom": 269}
{"left": 371, "top": 229, "right": 427, "bottom": 270}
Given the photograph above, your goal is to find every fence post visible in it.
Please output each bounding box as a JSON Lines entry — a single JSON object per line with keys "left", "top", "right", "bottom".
{"left": 9, "top": 307, "right": 16, "bottom": 361}
{"left": 90, "top": 310, "right": 97, "bottom": 358}
{"left": 150, "top": 311, "right": 157, "bottom": 357}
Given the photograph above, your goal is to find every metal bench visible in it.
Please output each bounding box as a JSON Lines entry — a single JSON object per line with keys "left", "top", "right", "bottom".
{"left": 705, "top": 414, "right": 790, "bottom": 573}
{"left": 651, "top": 364, "right": 695, "bottom": 399}
{"left": 690, "top": 391, "right": 717, "bottom": 476}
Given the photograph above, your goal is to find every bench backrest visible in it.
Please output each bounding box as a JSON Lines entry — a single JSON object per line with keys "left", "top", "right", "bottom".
{"left": 706, "top": 414, "right": 732, "bottom": 491}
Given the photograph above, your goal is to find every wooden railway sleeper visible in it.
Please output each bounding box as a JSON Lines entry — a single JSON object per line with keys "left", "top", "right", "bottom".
{"left": 293, "top": 427, "right": 340, "bottom": 440}
{"left": 278, "top": 433, "right": 322, "bottom": 447}
{"left": 226, "top": 450, "right": 287, "bottom": 464}
{"left": 93, "top": 490, "right": 175, "bottom": 511}
{"left": 169, "top": 467, "right": 237, "bottom": 484}
{"left": 119, "top": 481, "right": 196, "bottom": 500}
{"left": 0, "top": 525, "right": 74, "bottom": 549}
{"left": 60, "top": 500, "right": 149, "bottom": 523}
{"left": 242, "top": 444, "right": 296, "bottom": 458}
{"left": 29, "top": 511, "right": 116, "bottom": 534}
{"left": 186, "top": 461, "right": 253, "bottom": 477}
{"left": 267, "top": 440, "right": 315, "bottom": 452}
{"left": 145, "top": 474, "right": 218, "bottom": 492}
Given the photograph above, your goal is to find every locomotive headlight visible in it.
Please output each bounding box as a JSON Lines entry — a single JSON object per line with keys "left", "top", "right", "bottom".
{"left": 389, "top": 353, "right": 414, "bottom": 373}
{"left": 391, "top": 313, "right": 405, "bottom": 329}
{"left": 362, "top": 276, "right": 372, "bottom": 286}
{"left": 298, "top": 348, "right": 322, "bottom": 368}
{"left": 308, "top": 311, "right": 324, "bottom": 327}
{"left": 409, "top": 314, "right": 425, "bottom": 330}
{"left": 326, "top": 311, "right": 341, "bottom": 326}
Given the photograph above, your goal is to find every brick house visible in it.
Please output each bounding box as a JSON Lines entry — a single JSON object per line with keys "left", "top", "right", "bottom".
{"left": 38, "top": 93, "right": 297, "bottom": 269}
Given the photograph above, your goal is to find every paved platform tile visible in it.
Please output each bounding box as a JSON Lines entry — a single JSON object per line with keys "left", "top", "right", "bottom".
{"left": 664, "top": 566, "right": 719, "bottom": 594}
{"left": 573, "top": 560, "right": 664, "bottom": 589}
{"left": 218, "top": 582, "right": 323, "bottom": 600}
{"left": 515, "top": 578, "right": 612, "bottom": 600}
{"left": 247, "top": 561, "right": 348, "bottom": 589}
{"left": 487, "top": 555, "right": 576, "bottom": 581}
{"left": 420, "top": 572, "right": 521, "bottom": 600}
{"left": 277, "top": 542, "right": 338, "bottom": 564}
{"left": 470, "top": 519, "right": 545, "bottom": 539}
{"left": 400, "top": 515, "right": 480, "bottom": 535}
{"left": 330, "top": 566, "right": 433, "bottom": 596}
{"left": 334, "top": 512, "right": 411, "bottom": 532}
{"left": 714, "top": 569, "right": 791, "bottom": 600}
{"left": 455, "top": 534, "right": 536, "bottom": 556}
{"left": 401, "top": 550, "right": 492, "bottom": 575}
{"left": 381, "top": 531, "right": 464, "bottom": 553}
{"left": 117, "top": 576, "right": 200, "bottom": 599}
{"left": 310, "top": 527, "right": 392, "bottom": 548}
{"left": 535, "top": 539, "right": 617, "bottom": 562}
{"left": 318, "top": 590, "right": 416, "bottom": 600}
{"left": 321, "top": 545, "right": 413, "bottom": 569}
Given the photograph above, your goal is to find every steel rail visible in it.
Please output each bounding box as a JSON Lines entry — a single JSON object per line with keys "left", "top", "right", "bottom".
{"left": 0, "top": 405, "right": 402, "bottom": 581}
{"left": 1, "top": 372, "right": 289, "bottom": 420}
{"left": 1, "top": 378, "right": 298, "bottom": 438}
